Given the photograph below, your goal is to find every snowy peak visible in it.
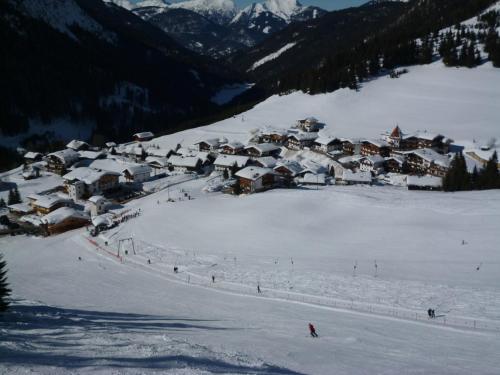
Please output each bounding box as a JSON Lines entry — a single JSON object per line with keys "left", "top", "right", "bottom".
{"left": 231, "top": 0, "right": 312, "bottom": 25}
{"left": 167, "top": 0, "right": 237, "bottom": 24}
{"left": 135, "top": 0, "right": 170, "bottom": 8}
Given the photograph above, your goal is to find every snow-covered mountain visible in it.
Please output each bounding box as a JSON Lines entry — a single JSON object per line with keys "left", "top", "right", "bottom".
{"left": 166, "top": 0, "right": 237, "bottom": 24}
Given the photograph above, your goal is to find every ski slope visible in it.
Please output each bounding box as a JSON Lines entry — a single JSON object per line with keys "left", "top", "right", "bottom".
{"left": 2, "top": 182, "right": 500, "bottom": 374}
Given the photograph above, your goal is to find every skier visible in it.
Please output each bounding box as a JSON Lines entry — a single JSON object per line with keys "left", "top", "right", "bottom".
{"left": 308, "top": 323, "right": 318, "bottom": 338}
{"left": 257, "top": 284, "right": 261, "bottom": 294}
{"left": 431, "top": 309, "right": 436, "bottom": 318}
{"left": 427, "top": 308, "right": 432, "bottom": 318}
{"left": 174, "top": 266, "right": 178, "bottom": 273}
{"left": 147, "top": 259, "right": 151, "bottom": 264}
{"left": 212, "top": 275, "right": 215, "bottom": 283}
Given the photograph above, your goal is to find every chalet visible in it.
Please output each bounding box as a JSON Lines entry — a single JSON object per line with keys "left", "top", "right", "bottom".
{"left": 41, "top": 207, "right": 90, "bottom": 235}
{"left": 245, "top": 143, "right": 281, "bottom": 157}
{"left": 7, "top": 203, "right": 34, "bottom": 216}
{"left": 46, "top": 149, "right": 80, "bottom": 175}
{"left": 465, "top": 149, "right": 500, "bottom": 169}
{"left": 121, "top": 144, "right": 146, "bottom": 162}
{"left": 214, "top": 155, "right": 250, "bottom": 175}
{"left": 405, "top": 148, "right": 450, "bottom": 177}
{"left": 407, "top": 175, "right": 442, "bottom": 191}
{"left": 359, "top": 155, "right": 385, "bottom": 174}
{"left": 122, "top": 164, "right": 151, "bottom": 182}
{"left": 22, "top": 165, "right": 41, "bottom": 180}
{"left": 235, "top": 167, "right": 275, "bottom": 194}
{"left": 384, "top": 156, "right": 406, "bottom": 173}
{"left": 145, "top": 156, "right": 169, "bottom": 174}
{"left": 220, "top": 141, "right": 245, "bottom": 155}
{"left": 133, "top": 131, "right": 154, "bottom": 142}
{"left": 286, "top": 133, "right": 318, "bottom": 150}
{"left": 341, "top": 170, "right": 372, "bottom": 185}
{"left": 63, "top": 167, "right": 120, "bottom": 200}
{"left": 194, "top": 138, "right": 221, "bottom": 152}
{"left": 87, "top": 196, "right": 109, "bottom": 216}
{"left": 260, "top": 129, "right": 289, "bottom": 144}
{"left": 273, "top": 161, "right": 303, "bottom": 178}
{"left": 167, "top": 155, "right": 202, "bottom": 173}
{"left": 298, "top": 160, "right": 326, "bottom": 177}
{"left": 296, "top": 117, "right": 321, "bottom": 132}
{"left": 254, "top": 156, "right": 277, "bottom": 169}
{"left": 312, "top": 137, "right": 341, "bottom": 154}
{"left": 341, "top": 138, "right": 362, "bottom": 155}
{"left": 385, "top": 126, "right": 452, "bottom": 153}
{"left": 66, "top": 140, "right": 90, "bottom": 151}
{"left": 361, "top": 140, "right": 391, "bottom": 157}
{"left": 30, "top": 194, "right": 73, "bottom": 215}
{"left": 296, "top": 173, "right": 327, "bottom": 186}
{"left": 23, "top": 151, "right": 42, "bottom": 164}
{"left": 146, "top": 147, "right": 176, "bottom": 159}
{"left": 78, "top": 150, "right": 106, "bottom": 161}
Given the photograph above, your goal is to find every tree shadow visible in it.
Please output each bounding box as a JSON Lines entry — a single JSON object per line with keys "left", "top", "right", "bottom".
{"left": 0, "top": 302, "right": 305, "bottom": 374}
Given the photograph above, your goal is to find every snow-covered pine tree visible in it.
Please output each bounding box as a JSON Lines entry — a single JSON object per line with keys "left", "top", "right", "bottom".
{"left": 0, "top": 254, "right": 11, "bottom": 312}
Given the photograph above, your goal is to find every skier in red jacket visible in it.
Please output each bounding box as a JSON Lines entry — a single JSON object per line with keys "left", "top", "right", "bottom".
{"left": 308, "top": 323, "right": 318, "bottom": 337}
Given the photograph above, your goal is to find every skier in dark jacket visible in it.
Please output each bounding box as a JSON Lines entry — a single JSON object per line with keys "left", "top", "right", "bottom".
{"left": 308, "top": 323, "right": 318, "bottom": 337}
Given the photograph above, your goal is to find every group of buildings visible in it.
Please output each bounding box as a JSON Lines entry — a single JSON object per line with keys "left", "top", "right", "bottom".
{"left": 6, "top": 118, "right": 489, "bottom": 236}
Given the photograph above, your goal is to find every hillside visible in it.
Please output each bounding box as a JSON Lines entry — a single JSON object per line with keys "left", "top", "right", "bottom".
{"left": 0, "top": 0, "right": 242, "bottom": 145}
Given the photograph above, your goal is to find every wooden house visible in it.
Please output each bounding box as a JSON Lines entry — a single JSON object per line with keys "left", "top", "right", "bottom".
{"left": 122, "top": 164, "right": 152, "bottom": 182}
{"left": 41, "top": 207, "right": 90, "bottom": 235}
{"left": 63, "top": 167, "right": 120, "bottom": 200}
{"left": 312, "top": 137, "right": 342, "bottom": 154}
{"left": 133, "top": 131, "right": 154, "bottom": 142}
{"left": 146, "top": 147, "right": 176, "bottom": 159}
{"left": 23, "top": 151, "right": 42, "bottom": 164}
{"left": 273, "top": 161, "right": 303, "bottom": 186}
{"left": 46, "top": 149, "right": 80, "bottom": 175}
{"left": 66, "top": 140, "right": 90, "bottom": 151}
{"left": 341, "top": 139, "right": 362, "bottom": 155}
{"left": 385, "top": 126, "right": 452, "bottom": 153}
{"left": 220, "top": 141, "right": 245, "bottom": 155}
{"left": 360, "top": 140, "right": 391, "bottom": 157}
{"left": 359, "top": 155, "right": 385, "bottom": 173}
{"left": 167, "top": 155, "right": 202, "bottom": 173}
{"left": 260, "top": 129, "right": 289, "bottom": 144}
{"left": 30, "top": 194, "right": 73, "bottom": 215}
{"left": 341, "top": 170, "right": 372, "bottom": 185}
{"left": 214, "top": 155, "right": 250, "bottom": 175}
{"left": 384, "top": 156, "right": 406, "bottom": 173}
{"left": 194, "top": 138, "right": 221, "bottom": 152}
{"left": 245, "top": 144, "right": 281, "bottom": 157}
{"left": 404, "top": 148, "right": 450, "bottom": 177}
{"left": 296, "top": 117, "right": 321, "bottom": 132}
{"left": 286, "top": 133, "right": 318, "bottom": 150}
{"left": 235, "top": 167, "right": 275, "bottom": 193}
{"left": 254, "top": 156, "right": 277, "bottom": 169}
{"left": 146, "top": 156, "right": 169, "bottom": 174}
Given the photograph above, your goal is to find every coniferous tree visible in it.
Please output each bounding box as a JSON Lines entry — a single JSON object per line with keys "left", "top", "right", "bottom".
{"left": 223, "top": 168, "right": 229, "bottom": 180}
{"left": 7, "top": 189, "right": 15, "bottom": 205}
{"left": 443, "top": 153, "right": 470, "bottom": 191}
{"left": 0, "top": 254, "right": 11, "bottom": 312}
{"left": 13, "top": 187, "right": 21, "bottom": 204}
{"left": 0, "top": 197, "right": 6, "bottom": 208}
{"left": 478, "top": 151, "right": 500, "bottom": 189}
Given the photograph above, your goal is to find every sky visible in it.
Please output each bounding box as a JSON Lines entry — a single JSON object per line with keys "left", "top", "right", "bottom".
{"left": 164, "top": 1, "right": 368, "bottom": 11}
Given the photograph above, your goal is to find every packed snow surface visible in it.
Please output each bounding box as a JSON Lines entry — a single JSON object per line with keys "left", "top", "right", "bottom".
{"left": 249, "top": 42, "right": 297, "bottom": 70}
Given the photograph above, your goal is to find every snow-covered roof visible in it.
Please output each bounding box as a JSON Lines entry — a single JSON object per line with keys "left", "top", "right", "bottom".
{"left": 214, "top": 155, "right": 249, "bottom": 168}
{"left": 78, "top": 150, "right": 105, "bottom": 160}
{"left": 63, "top": 167, "right": 119, "bottom": 184}
{"left": 221, "top": 141, "right": 244, "bottom": 149}
{"left": 407, "top": 175, "right": 442, "bottom": 188}
{"left": 41, "top": 207, "right": 89, "bottom": 225}
{"left": 133, "top": 131, "right": 154, "bottom": 139}
{"left": 404, "top": 130, "right": 444, "bottom": 141}
{"left": 261, "top": 128, "right": 288, "bottom": 136}
{"left": 340, "top": 137, "right": 363, "bottom": 144}
{"left": 88, "top": 195, "right": 106, "bottom": 204}
{"left": 146, "top": 148, "right": 174, "bottom": 158}
{"left": 407, "top": 148, "right": 450, "bottom": 167}
{"left": 66, "top": 140, "right": 89, "bottom": 150}
{"left": 245, "top": 143, "right": 281, "bottom": 153}
{"left": 361, "top": 155, "right": 385, "bottom": 165}
{"left": 297, "top": 173, "right": 326, "bottom": 185}
{"left": 363, "top": 139, "right": 390, "bottom": 148}
{"left": 145, "top": 156, "right": 169, "bottom": 167}
{"left": 167, "top": 155, "right": 201, "bottom": 168}
{"left": 194, "top": 138, "right": 220, "bottom": 147}
{"left": 48, "top": 149, "right": 79, "bottom": 166}
{"left": 91, "top": 213, "right": 114, "bottom": 227}
{"left": 342, "top": 170, "right": 372, "bottom": 183}
{"left": 7, "top": 203, "right": 33, "bottom": 213}
{"left": 256, "top": 156, "right": 277, "bottom": 168}
{"left": 300, "top": 160, "right": 326, "bottom": 175}
{"left": 385, "top": 156, "right": 405, "bottom": 165}
{"left": 105, "top": 142, "right": 117, "bottom": 148}
{"left": 289, "top": 133, "right": 318, "bottom": 142}
{"left": 32, "top": 194, "right": 72, "bottom": 209}
{"left": 314, "top": 137, "right": 338, "bottom": 146}
{"left": 274, "top": 161, "right": 303, "bottom": 176}
{"left": 122, "top": 164, "right": 152, "bottom": 175}
{"left": 338, "top": 155, "right": 364, "bottom": 164}
{"left": 24, "top": 151, "right": 42, "bottom": 159}
{"left": 235, "top": 166, "right": 274, "bottom": 181}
